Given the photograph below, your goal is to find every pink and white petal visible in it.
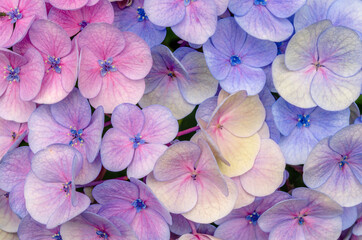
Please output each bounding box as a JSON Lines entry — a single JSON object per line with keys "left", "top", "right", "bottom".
{"left": 31, "top": 144, "right": 82, "bottom": 183}
{"left": 48, "top": 8, "right": 84, "bottom": 37}
{"left": 153, "top": 141, "right": 200, "bottom": 182}
{"left": 0, "top": 190, "right": 21, "bottom": 233}
{"left": 111, "top": 103, "right": 144, "bottom": 137}
{"left": 131, "top": 209, "right": 170, "bottom": 240}
{"left": 1, "top": 48, "right": 27, "bottom": 68}
{"left": 12, "top": 34, "right": 33, "bottom": 55}
{"left": 60, "top": 40, "right": 78, "bottom": 93}
{"left": 143, "top": 0, "right": 185, "bottom": 27}
{"left": 172, "top": 0, "right": 217, "bottom": 44}
{"left": 29, "top": 19, "right": 71, "bottom": 57}
{"left": 215, "top": 0, "right": 229, "bottom": 15}
{"left": 146, "top": 172, "right": 198, "bottom": 214}
{"left": 28, "top": 105, "right": 71, "bottom": 153}
{"left": 0, "top": 82, "right": 35, "bottom": 123}
{"left": 77, "top": 23, "right": 125, "bottom": 60}
{"left": 82, "top": 106, "right": 104, "bottom": 163}
{"left": 18, "top": 48, "right": 44, "bottom": 101}
{"left": 231, "top": 177, "right": 255, "bottom": 209}
{"left": 83, "top": 0, "right": 114, "bottom": 25}
{"left": 240, "top": 36, "right": 277, "bottom": 68}
{"left": 0, "top": 230, "right": 18, "bottom": 240}
{"left": 89, "top": 71, "right": 145, "bottom": 114}
{"left": 8, "top": 182, "right": 27, "bottom": 218}
{"left": 302, "top": 215, "right": 342, "bottom": 240}
{"left": 234, "top": 7, "right": 293, "bottom": 42}
{"left": 127, "top": 144, "right": 168, "bottom": 179}
{"left": 139, "top": 77, "right": 195, "bottom": 120}
{"left": 78, "top": 47, "right": 103, "bottom": 99}
{"left": 92, "top": 179, "right": 139, "bottom": 203}
{"left": 182, "top": 177, "right": 237, "bottom": 224}
{"left": 100, "top": 128, "right": 135, "bottom": 172}
{"left": 315, "top": 164, "right": 362, "bottom": 207}
{"left": 50, "top": 88, "right": 91, "bottom": 129}
{"left": 273, "top": 55, "right": 317, "bottom": 109}
{"left": 285, "top": 20, "right": 332, "bottom": 71}
{"left": 113, "top": 32, "right": 152, "bottom": 80}
{"left": 24, "top": 172, "right": 67, "bottom": 226}
{"left": 268, "top": 219, "right": 305, "bottom": 240}
{"left": 48, "top": 0, "right": 88, "bottom": 10}
{"left": 240, "top": 139, "right": 285, "bottom": 197}
{"left": 74, "top": 154, "right": 102, "bottom": 185}
{"left": 266, "top": 0, "right": 306, "bottom": 18}
{"left": 141, "top": 105, "right": 178, "bottom": 144}
{"left": 318, "top": 26, "right": 361, "bottom": 78}
{"left": 3, "top": 16, "right": 35, "bottom": 48}
{"left": 310, "top": 69, "right": 362, "bottom": 111}
{"left": 179, "top": 51, "right": 218, "bottom": 105}
{"left": 86, "top": 0, "right": 100, "bottom": 6}
{"left": 210, "top": 92, "right": 266, "bottom": 137}
{"left": 303, "top": 138, "right": 341, "bottom": 189}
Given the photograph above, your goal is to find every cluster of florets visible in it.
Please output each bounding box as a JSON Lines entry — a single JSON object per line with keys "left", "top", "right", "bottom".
{"left": 0, "top": 0, "right": 361, "bottom": 239}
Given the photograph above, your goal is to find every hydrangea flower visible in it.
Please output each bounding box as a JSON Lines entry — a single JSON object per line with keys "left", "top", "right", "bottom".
{"left": 273, "top": 20, "right": 362, "bottom": 111}
{"left": 77, "top": 22, "right": 152, "bottom": 113}
{"left": 140, "top": 45, "right": 218, "bottom": 119}
{"left": 101, "top": 103, "right": 178, "bottom": 178}
{"left": 303, "top": 124, "right": 362, "bottom": 207}
{"left": 0, "top": 147, "right": 32, "bottom": 218}
{"left": 272, "top": 97, "right": 350, "bottom": 165}
{"left": 48, "top": 0, "right": 114, "bottom": 37}
{"left": 93, "top": 178, "right": 172, "bottom": 240}
{"left": 0, "top": 0, "right": 46, "bottom": 48}
{"left": 28, "top": 88, "right": 103, "bottom": 184}
{"left": 24, "top": 144, "right": 91, "bottom": 228}
{"left": 147, "top": 140, "right": 238, "bottom": 223}
{"left": 203, "top": 17, "right": 277, "bottom": 95}
{"left": 47, "top": 0, "right": 100, "bottom": 10}
{"left": 26, "top": 19, "right": 79, "bottom": 104}
{"left": 294, "top": 0, "right": 362, "bottom": 37}
{"left": 228, "top": 0, "right": 305, "bottom": 42}
{"left": 214, "top": 191, "right": 291, "bottom": 240}
{"left": 0, "top": 48, "right": 44, "bottom": 122}
{"left": 113, "top": 0, "right": 166, "bottom": 47}
{"left": 0, "top": 189, "right": 20, "bottom": 233}
{"left": 258, "top": 188, "right": 343, "bottom": 240}
{"left": 0, "top": 117, "right": 27, "bottom": 160}
{"left": 60, "top": 211, "right": 138, "bottom": 240}
{"left": 17, "top": 215, "right": 62, "bottom": 240}
{"left": 144, "top": 0, "right": 226, "bottom": 44}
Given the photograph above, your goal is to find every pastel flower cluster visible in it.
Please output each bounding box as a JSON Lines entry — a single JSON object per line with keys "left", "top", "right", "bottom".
{"left": 0, "top": 0, "right": 361, "bottom": 239}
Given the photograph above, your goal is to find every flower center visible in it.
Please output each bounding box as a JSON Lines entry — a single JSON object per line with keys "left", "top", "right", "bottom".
{"left": 230, "top": 55, "right": 241, "bottom": 66}
{"left": 298, "top": 216, "right": 305, "bottom": 225}
{"left": 11, "top": 131, "right": 17, "bottom": 140}
{"left": 7, "top": 7, "right": 22, "bottom": 24}
{"left": 45, "top": 56, "right": 62, "bottom": 74}
{"left": 184, "top": 0, "right": 197, "bottom": 6}
{"left": 98, "top": 58, "right": 117, "bottom": 77}
{"left": 62, "top": 181, "right": 72, "bottom": 196}
{"left": 132, "top": 199, "right": 147, "bottom": 213}
{"left": 79, "top": 20, "right": 88, "bottom": 31}
{"left": 313, "top": 61, "right": 324, "bottom": 71}
{"left": 68, "top": 127, "right": 84, "bottom": 146}
{"left": 96, "top": 230, "right": 109, "bottom": 239}
{"left": 52, "top": 233, "right": 63, "bottom": 240}
{"left": 4, "top": 65, "right": 20, "bottom": 83}
{"left": 254, "top": 0, "right": 267, "bottom": 5}
{"left": 130, "top": 133, "right": 145, "bottom": 149}
{"left": 246, "top": 211, "right": 260, "bottom": 225}
{"left": 137, "top": 7, "right": 148, "bottom": 22}
{"left": 339, "top": 155, "right": 348, "bottom": 169}
{"left": 296, "top": 114, "right": 310, "bottom": 128}
{"left": 3, "top": 192, "right": 9, "bottom": 199}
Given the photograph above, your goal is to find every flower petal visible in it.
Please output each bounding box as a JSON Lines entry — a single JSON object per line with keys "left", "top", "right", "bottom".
{"left": 143, "top": 0, "right": 185, "bottom": 27}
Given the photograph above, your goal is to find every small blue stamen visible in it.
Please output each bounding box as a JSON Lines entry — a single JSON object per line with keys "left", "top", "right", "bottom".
{"left": 4, "top": 192, "right": 9, "bottom": 199}
{"left": 7, "top": 7, "right": 22, "bottom": 24}
{"left": 137, "top": 7, "right": 148, "bottom": 22}
{"left": 52, "top": 233, "right": 63, "bottom": 240}
{"left": 4, "top": 65, "right": 20, "bottom": 83}
{"left": 62, "top": 181, "right": 72, "bottom": 196}
{"left": 296, "top": 114, "right": 310, "bottom": 128}
{"left": 254, "top": 0, "right": 267, "bottom": 5}
{"left": 339, "top": 155, "right": 348, "bottom": 169}
{"left": 46, "top": 56, "right": 62, "bottom": 74}
{"left": 230, "top": 55, "right": 241, "bottom": 66}
{"left": 96, "top": 230, "right": 109, "bottom": 239}
{"left": 98, "top": 58, "right": 117, "bottom": 77}
{"left": 298, "top": 217, "right": 305, "bottom": 225}
{"left": 68, "top": 127, "right": 84, "bottom": 146}
{"left": 132, "top": 199, "right": 147, "bottom": 213}
{"left": 130, "top": 133, "right": 145, "bottom": 149}
{"left": 79, "top": 20, "right": 88, "bottom": 30}
{"left": 246, "top": 211, "right": 260, "bottom": 225}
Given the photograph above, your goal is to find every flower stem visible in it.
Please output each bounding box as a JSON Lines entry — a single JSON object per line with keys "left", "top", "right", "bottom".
{"left": 177, "top": 126, "right": 200, "bottom": 137}
{"left": 104, "top": 121, "right": 111, "bottom": 127}
{"left": 76, "top": 176, "right": 128, "bottom": 188}
{"left": 187, "top": 219, "right": 197, "bottom": 235}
